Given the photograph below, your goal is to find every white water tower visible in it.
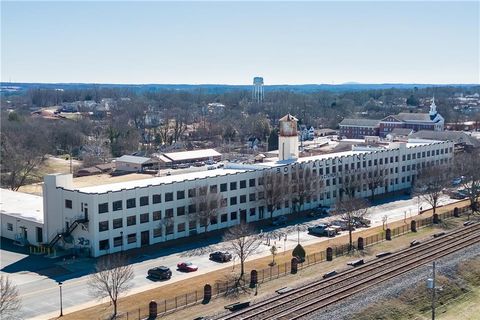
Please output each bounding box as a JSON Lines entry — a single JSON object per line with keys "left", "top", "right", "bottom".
{"left": 252, "top": 77, "right": 264, "bottom": 103}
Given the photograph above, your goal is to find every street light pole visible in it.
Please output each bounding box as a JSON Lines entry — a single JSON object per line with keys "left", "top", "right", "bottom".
{"left": 58, "top": 282, "right": 63, "bottom": 317}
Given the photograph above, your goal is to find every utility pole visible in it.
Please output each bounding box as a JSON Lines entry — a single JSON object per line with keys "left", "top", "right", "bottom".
{"left": 432, "top": 261, "right": 436, "bottom": 320}
{"left": 427, "top": 261, "right": 436, "bottom": 320}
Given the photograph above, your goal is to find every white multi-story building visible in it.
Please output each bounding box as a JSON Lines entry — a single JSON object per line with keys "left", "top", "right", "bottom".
{"left": 1, "top": 116, "right": 455, "bottom": 257}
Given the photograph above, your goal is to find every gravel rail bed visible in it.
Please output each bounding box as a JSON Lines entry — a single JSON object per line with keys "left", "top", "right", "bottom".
{"left": 304, "top": 242, "right": 480, "bottom": 320}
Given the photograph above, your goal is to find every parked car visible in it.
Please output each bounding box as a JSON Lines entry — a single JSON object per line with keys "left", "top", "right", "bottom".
{"left": 209, "top": 251, "right": 232, "bottom": 262}
{"left": 308, "top": 223, "right": 330, "bottom": 236}
{"left": 353, "top": 217, "right": 371, "bottom": 228}
{"left": 177, "top": 262, "right": 198, "bottom": 272}
{"left": 193, "top": 161, "right": 204, "bottom": 167}
{"left": 272, "top": 215, "right": 288, "bottom": 226}
{"left": 331, "top": 220, "right": 353, "bottom": 231}
{"left": 450, "top": 191, "right": 467, "bottom": 200}
{"left": 147, "top": 266, "right": 172, "bottom": 280}
{"left": 205, "top": 160, "right": 216, "bottom": 165}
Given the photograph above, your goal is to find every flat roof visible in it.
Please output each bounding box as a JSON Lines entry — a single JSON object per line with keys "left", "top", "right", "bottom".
{"left": 76, "top": 168, "right": 247, "bottom": 194}
{"left": 0, "top": 189, "right": 44, "bottom": 223}
{"left": 163, "top": 149, "right": 221, "bottom": 162}
{"left": 116, "top": 155, "right": 151, "bottom": 164}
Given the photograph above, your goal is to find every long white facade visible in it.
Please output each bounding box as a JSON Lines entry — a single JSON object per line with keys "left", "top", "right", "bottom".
{"left": 1, "top": 139, "right": 454, "bottom": 257}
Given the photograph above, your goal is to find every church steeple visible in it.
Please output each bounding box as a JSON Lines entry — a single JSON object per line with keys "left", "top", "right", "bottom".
{"left": 429, "top": 96, "right": 437, "bottom": 117}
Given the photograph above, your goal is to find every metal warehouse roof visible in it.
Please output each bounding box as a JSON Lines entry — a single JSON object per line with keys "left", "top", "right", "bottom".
{"left": 0, "top": 189, "right": 44, "bottom": 223}
{"left": 116, "top": 155, "right": 152, "bottom": 164}
{"left": 163, "top": 149, "right": 221, "bottom": 162}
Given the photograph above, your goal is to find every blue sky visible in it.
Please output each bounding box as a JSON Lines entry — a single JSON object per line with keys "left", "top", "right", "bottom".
{"left": 1, "top": 1, "right": 479, "bottom": 84}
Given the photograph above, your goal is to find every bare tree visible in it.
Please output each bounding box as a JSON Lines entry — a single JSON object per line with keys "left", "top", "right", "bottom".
{"left": 415, "top": 164, "right": 452, "bottom": 217}
{"left": 189, "top": 185, "right": 224, "bottom": 236}
{"left": 291, "top": 166, "right": 317, "bottom": 214}
{"left": 222, "top": 223, "right": 261, "bottom": 287}
{"left": 455, "top": 151, "right": 480, "bottom": 219}
{"left": 340, "top": 174, "right": 362, "bottom": 200}
{"left": 260, "top": 170, "right": 288, "bottom": 221}
{"left": 333, "top": 198, "right": 369, "bottom": 252}
{"left": 0, "top": 275, "right": 21, "bottom": 319}
{"left": 87, "top": 254, "right": 134, "bottom": 319}
{"left": 365, "top": 165, "right": 386, "bottom": 201}
{"left": 1, "top": 118, "right": 51, "bottom": 190}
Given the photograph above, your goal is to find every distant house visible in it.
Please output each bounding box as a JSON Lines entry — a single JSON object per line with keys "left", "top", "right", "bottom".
{"left": 247, "top": 137, "right": 260, "bottom": 149}
{"left": 299, "top": 125, "right": 315, "bottom": 141}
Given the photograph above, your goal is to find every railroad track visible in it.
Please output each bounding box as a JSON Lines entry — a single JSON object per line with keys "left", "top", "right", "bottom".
{"left": 218, "top": 222, "right": 480, "bottom": 320}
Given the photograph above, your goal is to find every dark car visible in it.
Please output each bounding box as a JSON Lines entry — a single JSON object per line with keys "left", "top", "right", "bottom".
{"left": 148, "top": 266, "right": 172, "bottom": 280}
{"left": 209, "top": 251, "right": 232, "bottom": 262}
{"left": 272, "top": 216, "right": 288, "bottom": 226}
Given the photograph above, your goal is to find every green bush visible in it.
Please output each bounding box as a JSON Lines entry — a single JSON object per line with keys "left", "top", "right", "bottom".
{"left": 292, "top": 244, "right": 306, "bottom": 260}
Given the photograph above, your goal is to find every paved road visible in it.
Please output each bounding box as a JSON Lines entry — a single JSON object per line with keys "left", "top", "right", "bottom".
{"left": 1, "top": 195, "right": 459, "bottom": 320}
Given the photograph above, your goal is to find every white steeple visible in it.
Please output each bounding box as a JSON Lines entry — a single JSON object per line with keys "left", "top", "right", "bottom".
{"left": 429, "top": 96, "right": 437, "bottom": 116}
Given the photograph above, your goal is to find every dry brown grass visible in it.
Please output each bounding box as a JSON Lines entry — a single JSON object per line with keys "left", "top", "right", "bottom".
{"left": 56, "top": 200, "right": 469, "bottom": 320}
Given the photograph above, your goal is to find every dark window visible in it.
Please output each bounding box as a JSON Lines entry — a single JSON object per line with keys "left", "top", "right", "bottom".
{"left": 210, "top": 185, "right": 218, "bottom": 193}
{"left": 177, "top": 190, "right": 185, "bottom": 200}
{"left": 177, "top": 223, "right": 186, "bottom": 232}
{"left": 140, "top": 213, "right": 149, "bottom": 223}
{"left": 140, "top": 196, "right": 149, "bottom": 206}
{"left": 127, "top": 215, "right": 136, "bottom": 226}
{"left": 99, "top": 221, "right": 109, "bottom": 232}
{"left": 177, "top": 206, "right": 185, "bottom": 216}
{"left": 188, "top": 204, "right": 196, "bottom": 214}
{"left": 199, "top": 186, "right": 207, "bottom": 196}
{"left": 166, "top": 225, "right": 174, "bottom": 235}
{"left": 230, "top": 196, "right": 237, "bottom": 205}
{"left": 258, "top": 177, "right": 264, "bottom": 185}
{"left": 249, "top": 179, "right": 256, "bottom": 187}
{"left": 249, "top": 193, "right": 256, "bottom": 202}
{"left": 153, "top": 211, "right": 162, "bottom": 221}
{"left": 220, "top": 183, "right": 227, "bottom": 192}
{"left": 240, "top": 180, "right": 246, "bottom": 189}
{"left": 221, "top": 214, "right": 228, "bottom": 222}
{"left": 152, "top": 194, "right": 162, "bottom": 204}
{"left": 249, "top": 208, "right": 256, "bottom": 216}
{"left": 230, "top": 182, "right": 237, "bottom": 190}
{"left": 113, "top": 218, "right": 123, "bottom": 229}
{"left": 165, "top": 192, "right": 173, "bottom": 202}
{"left": 65, "top": 199, "right": 72, "bottom": 209}
{"left": 98, "top": 203, "right": 108, "bottom": 214}
{"left": 113, "top": 236, "right": 123, "bottom": 247}
{"left": 127, "top": 233, "right": 136, "bottom": 244}
{"left": 153, "top": 228, "right": 162, "bottom": 238}
{"left": 7, "top": 223, "right": 13, "bottom": 231}
{"left": 166, "top": 208, "right": 174, "bottom": 218}
{"left": 99, "top": 239, "right": 109, "bottom": 250}
{"left": 240, "top": 195, "right": 247, "bottom": 203}
{"left": 188, "top": 188, "right": 196, "bottom": 198}
{"left": 230, "top": 212, "right": 237, "bottom": 220}
{"left": 210, "top": 215, "right": 218, "bottom": 225}
{"left": 126, "top": 198, "right": 136, "bottom": 209}
{"left": 189, "top": 220, "right": 197, "bottom": 230}
{"left": 113, "top": 200, "right": 123, "bottom": 211}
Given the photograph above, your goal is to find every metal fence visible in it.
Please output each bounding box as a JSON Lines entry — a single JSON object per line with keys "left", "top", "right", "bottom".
{"left": 109, "top": 204, "right": 469, "bottom": 320}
